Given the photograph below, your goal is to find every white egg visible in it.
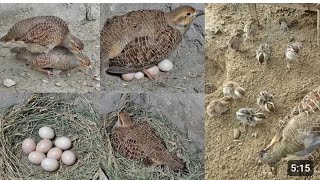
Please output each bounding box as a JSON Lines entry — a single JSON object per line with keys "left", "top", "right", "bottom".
{"left": 121, "top": 73, "right": 134, "bottom": 81}
{"left": 47, "top": 147, "right": 62, "bottom": 160}
{"left": 36, "top": 139, "right": 53, "bottom": 153}
{"left": 41, "top": 157, "right": 59, "bottom": 172}
{"left": 39, "top": 126, "right": 55, "bottom": 139}
{"left": 134, "top": 72, "right": 144, "bottom": 80}
{"left": 146, "top": 66, "right": 160, "bottom": 76}
{"left": 54, "top": 137, "right": 71, "bottom": 150}
{"left": 28, "top": 151, "right": 46, "bottom": 165}
{"left": 158, "top": 59, "right": 173, "bottom": 72}
{"left": 61, "top": 150, "right": 76, "bottom": 166}
{"left": 22, "top": 138, "right": 36, "bottom": 154}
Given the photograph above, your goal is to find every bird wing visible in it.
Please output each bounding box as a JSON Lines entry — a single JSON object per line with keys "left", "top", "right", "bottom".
{"left": 106, "top": 26, "right": 182, "bottom": 74}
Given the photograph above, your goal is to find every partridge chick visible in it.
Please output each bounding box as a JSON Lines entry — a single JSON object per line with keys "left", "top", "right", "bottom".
{"left": 257, "top": 91, "right": 275, "bottom": 113}
{"left": 229, "top": 29, "right": 245, "bottom": 51}
{"left": 223, "top": 81, "right": 245, "bottom": 100}
{"left": 285, "top": 42, "right": 302, "bottom": 70}
{"left": 256, "top": 43, "right": 271, "bottom": 65}
{"left": 236, "top": 108, "right": 266, "bottom": 126}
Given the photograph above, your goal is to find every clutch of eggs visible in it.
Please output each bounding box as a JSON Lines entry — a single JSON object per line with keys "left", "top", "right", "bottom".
{"left": 22, "top": 126, "right": 77, "bottom": 172}
{"left": 121, "top": 59, "right": 173, "bottom": 81}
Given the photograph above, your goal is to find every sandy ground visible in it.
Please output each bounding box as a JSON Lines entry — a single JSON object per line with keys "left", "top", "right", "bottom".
{"left": 100, "top": 3, "right": 205, "bottom": 93}
{"left": 0, "top": 3, "right": 100, "bottom": 93}
{"left": 205, "top": 3, "right": 320, "bottom": 180}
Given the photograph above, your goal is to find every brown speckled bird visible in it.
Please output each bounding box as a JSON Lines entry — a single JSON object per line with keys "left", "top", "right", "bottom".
{"left": 260, "top": 86, "right": 320, "bottom": 173}
{"left": 229, "top": 29, "right": 245, "bottom": 51}
{"left": 111, "top": 111, "right": 185, "bottom": 172}
{"left": 1, "top": 16, "right": 84, "bottom": 54}
{"left": 101, "top": 6, "right": 204, "bottom": 79}
{"left": 11, "top": 46, "right": 91, "bottom": 76}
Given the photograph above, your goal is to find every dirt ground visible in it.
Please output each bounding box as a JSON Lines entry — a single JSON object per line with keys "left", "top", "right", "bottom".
{"left": 0, "top": 3, "right": 100, "bottom": 93}
{"left": 205, "top": 3, "right": 320, "bottom": 180}
{"left": 100, "top": 3, "right": 205, "bottom": 93}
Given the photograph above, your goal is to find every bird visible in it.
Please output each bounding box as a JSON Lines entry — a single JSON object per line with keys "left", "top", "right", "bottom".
{"left": 1, "top": 16, "right": 84, "bottom": 54}
{"left": 223, "top": 81, "right": 245, "bottom": 100}
{"left": 206, "top": 97, "right": 233, "bottom": 116}
{"left": 243, "top": 19, "right": 258, "bottom": 41}
{"left": 229, "top": 29, "right": 245, "bottom": 51}
{"left": 110, "top": 111, "right": 185, "bottom": 172}
{"left": 278, "top": 18, "right": 298, "bottom": 31}
{"left": 101, "top": 6, "right": 204, "bottom": 81}
{"left": 257, "top": 91, "right": 275, "bottom": 113}
{"left": 236, "top": 108, "right": 266, "bottom": 126}
{"left": 285, "top": 42, "right": 302, "bottom": 70}
{"left": 259, "top": 86, "right": 320, "bottom": 173}
{"left": 256, "top": 43, "right": 271, "bottom": 65}
{"left": 10, "top": 46, "right": 91, "bottom": 76}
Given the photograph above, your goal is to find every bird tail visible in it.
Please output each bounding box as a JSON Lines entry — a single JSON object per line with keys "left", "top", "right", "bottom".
{"left": 0, "top": 32, "right": 14, "bottom": 42}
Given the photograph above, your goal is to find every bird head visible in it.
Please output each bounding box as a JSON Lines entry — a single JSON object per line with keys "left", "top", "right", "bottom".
{"left": 64, "top": 33, "right": 84, "bottom": 54}
{"left": 167, "top": 6, "right": 204, "bottom": 34}
{"left": 259, "top": 130, "right": 283, "bottom": 173}
{"left": 75, "top": 53, "right": 92, "bottom": 67}
{"left": 115, "top": 111, "right": 134, "bottom": 128}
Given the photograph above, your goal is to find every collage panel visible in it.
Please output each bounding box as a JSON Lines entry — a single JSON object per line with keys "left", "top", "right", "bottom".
{"left": 100, "top": 3, "right": 205, "bottom": 93}
{"left": 99, "top": 92, "right": 205, "bottom": 179}
{"left": 205, "top": 3, "right": 320, "bottom": 179}
{"left": 0, "top": 92, "right": 103, "bottom": 179}
{"left": 0, "top": 3, "right": 100, "bottom": 93}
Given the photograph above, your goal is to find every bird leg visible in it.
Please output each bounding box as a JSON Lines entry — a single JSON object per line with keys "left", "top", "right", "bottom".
{"left": 32, "top": 67, "right": 56, "bottom": 77}
{"left": 142, "top": 69, "right": 169, "bottom": 82}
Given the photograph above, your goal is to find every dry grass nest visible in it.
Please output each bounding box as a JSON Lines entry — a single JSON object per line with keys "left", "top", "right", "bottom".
{"left": 0, "top": 93, "right": 104, "bottom": 180}
{"left": 100, "top": 105, "right": 204, "bottom": 180}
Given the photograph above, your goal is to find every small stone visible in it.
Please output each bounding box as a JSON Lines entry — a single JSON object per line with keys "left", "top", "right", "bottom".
{"left": 94, "top": 77, "right": 100, "bottom": 81}
{"left": 42, "top": 80, "right": 49, "bottom": 84}
{"left": 233, "top": 129, "right": 241, "bottom": 139}
{"left": 3, "top": 79, "right": 16, "bottom": 87}
{"left": 252, "top": 132, "right": 258, "bottom": 138}
{"left": 55, "top": 83, "right": 61, "bottom": 87}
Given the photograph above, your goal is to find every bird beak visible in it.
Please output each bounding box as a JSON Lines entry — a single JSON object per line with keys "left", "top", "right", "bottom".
{"left": 195, "top": 10, "right": 204, "bottom": 17}
{"left": 88, "top": 65, "right": 92, "bottom": 69}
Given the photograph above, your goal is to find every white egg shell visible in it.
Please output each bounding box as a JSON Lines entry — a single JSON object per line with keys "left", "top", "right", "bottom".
{"left": 121, "top": 73, "right": 134, "bottom": 81}
{"left": 158, "top": 59, "right": 173, "bottom": 72}
{"left": 134, "top": 72, "right": 144, "bottom": 80}
{"left": 41, "top": 158, "right": 59, "bottom": 172}
{"left": 22, "top": 138, "right": 36, "bottom": 154}
{"left": 61, "top": 150, "right": 76, "bottom": 166}
{"left": 39, "top": 126, "right": 55, "bottom": 139}
{"left": 146, "top": 66, "right": 160, "bottom": 76}
{"left": 36, "top": 139, "right": 53, "bottom": 153}
{"left": 54, "top": 137, "right": 71, "bottom": 150}
{"left": 47, "top": 147, "right": 62, "bottom": 160}
{"left": 28, "top": 151, "right": 46, "bottom": 165}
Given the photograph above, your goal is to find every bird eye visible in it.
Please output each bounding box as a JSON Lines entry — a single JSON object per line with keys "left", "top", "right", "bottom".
{"left": 186, "top": 13, "right": 191, "bottom": 16}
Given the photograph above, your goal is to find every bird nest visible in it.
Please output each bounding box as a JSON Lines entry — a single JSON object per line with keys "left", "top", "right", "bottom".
{"left": 100, "top": 106, "right": 204, "bottom": 180}
{"left": 0, "top": 94, "right": 103, "bottom": 179}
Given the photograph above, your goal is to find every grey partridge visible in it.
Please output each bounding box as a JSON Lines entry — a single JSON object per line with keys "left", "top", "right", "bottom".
{"left": 101, "top": 6, "right": 204, "bottom": 79}
{"left": 110, "top": 111, "right": 185, "bottom": 172}
{"left": 1, "top": 16, "right": 84, "bottom": 54}
{"left": 260, "top": 86, "right": 320, "bottom": 171}
{"left": 11, "top": 46, "right": 91, "bottom": 76}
